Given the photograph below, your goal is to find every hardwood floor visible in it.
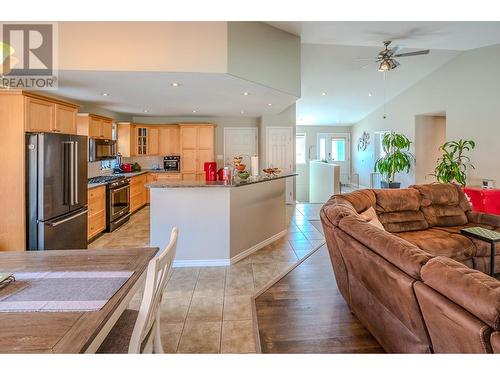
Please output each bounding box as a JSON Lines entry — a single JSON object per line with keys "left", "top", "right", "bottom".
{"left": 254, "top": 244, "right": 384, "bottom": 353}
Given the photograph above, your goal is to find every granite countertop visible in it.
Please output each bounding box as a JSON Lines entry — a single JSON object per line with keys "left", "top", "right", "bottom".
{"left": 147, "top": 172, "right": 298, "bottom": 189}
{"left": 88, "top": 169, "right": 180, "bottom": 189}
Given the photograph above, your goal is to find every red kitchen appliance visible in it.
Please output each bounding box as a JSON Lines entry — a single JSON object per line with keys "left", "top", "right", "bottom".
{"left": 463, "top": 187, "right": 500, "bottom": 215}
{"left": 217, "top": 167, "right": 231, "bottom": 182}
{"left": 122, "top": 163, "right": 133, "bottom": 173}
{"left": 204, "top": 162, "right": 217, "bottom": 182}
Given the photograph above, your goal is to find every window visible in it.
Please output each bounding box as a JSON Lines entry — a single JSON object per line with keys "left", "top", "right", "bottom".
{"left": 317, "top": 133, "right": 349, "bottom": 162}
{"left": 296, "top": 133, "right": 306, "bottom": 164}
{"left": 374, "top": 131, "right": 390, "bottom": 160}
{"left": 319, "top": 138, "right": 326, "bottom": 160}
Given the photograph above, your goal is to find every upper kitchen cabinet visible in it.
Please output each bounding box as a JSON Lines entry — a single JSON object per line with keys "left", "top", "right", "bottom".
{"left": 158, "top": 125, "right": 180, "bottom": 155}
{"left": 77, "top": 114, "right": 114, "bottom": 140}
{"left": 24, "top": 93, "right": 79, "bottom": 135}
{"left": 179, "top": 123, "right": 215, "bottom": 180}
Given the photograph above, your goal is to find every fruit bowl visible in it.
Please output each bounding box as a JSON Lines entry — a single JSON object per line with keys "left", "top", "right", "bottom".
{"left": 235, "top": 164, "right": 246, "bottom": 171}
{"left": 237, "top": 171, "right": 250, "bottom": 180}
{"left": 263, "top": 168, "right": 281, "bottom": 176}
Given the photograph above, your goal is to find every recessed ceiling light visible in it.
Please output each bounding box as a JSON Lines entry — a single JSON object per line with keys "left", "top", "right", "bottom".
{"left": 102, "top": 92, "right": 109, "bottom": 97}
{"left": 192, "top": 110, "right": 197, "bottom": 113}
{"left": 143, "top": 109, "right": 149, "bottom": 113}
{"left": 240, "top": 110, "right": 245, "bottom": 114}
{"left": 368, "top": 93, "right": 372, "bottom": 97}
{"left": 242, "top": 92, "right": 249, "bottom": 96}
{"left": 171, "top": 82, "right": 180, "bottom": 87}
{"left": 321, "top": 92, "right": 327, "bottom": 96}
{"left": 267, "top": 103, "right": 272, "bottom": 106}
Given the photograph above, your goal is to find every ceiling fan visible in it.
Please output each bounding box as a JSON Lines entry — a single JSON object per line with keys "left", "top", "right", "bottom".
{"left": 359, "top": 41, "right": 430, "bottom": 72}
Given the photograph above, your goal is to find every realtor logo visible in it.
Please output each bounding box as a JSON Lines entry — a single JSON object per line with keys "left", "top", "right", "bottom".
{"left": 0, "top": 22, "right": 58, "bottom": 89}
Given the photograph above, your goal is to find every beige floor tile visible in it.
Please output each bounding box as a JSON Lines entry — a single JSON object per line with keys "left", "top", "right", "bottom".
{"left": 193, "top": 277, "right": 225, "bottom": 298}
{"left": 159, "top": 323, "right": 184, "bottom": 353}
{"left": 177, "top": 321, "right": 222, "bottom": 353}
{"left": 221, "top": 320, "right": 256, "bottom": 353}
{"left": 160, "top": 297, "right": 191, "bottom": 323}
{"left": 223, "top": 295, "right": 253, "bottom": 321}
{"left": 186, "top": 296, "right": 223, "bottom": 321}
{"left": 198, "top": 266, "right": 226, "bottom": 281}
{"left": 164, "top": 276, "right": 197, "bottom": 299}
{"left": 225, "top": 274, "right": 255, "bottom": 296}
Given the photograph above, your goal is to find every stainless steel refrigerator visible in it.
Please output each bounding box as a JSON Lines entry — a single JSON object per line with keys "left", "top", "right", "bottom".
{"left": 26, "top": 133, "right": 88, "bottom": 250}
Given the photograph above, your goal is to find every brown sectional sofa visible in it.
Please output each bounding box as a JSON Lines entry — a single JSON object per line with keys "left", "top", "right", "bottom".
{"left": 320, "top": 183, "right": 500, "bottom": 353}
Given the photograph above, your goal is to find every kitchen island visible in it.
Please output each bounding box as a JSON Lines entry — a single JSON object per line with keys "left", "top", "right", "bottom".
{"left": 147, "top": 172, "right": 297, "bottom": 266}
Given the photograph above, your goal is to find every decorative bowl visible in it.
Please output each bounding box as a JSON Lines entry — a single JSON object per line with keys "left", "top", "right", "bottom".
{"left": 236, "top": 164, "right": 246, "bottom": 171}
{"left": 238, "top": 171, "right": 250, "bottom": 180}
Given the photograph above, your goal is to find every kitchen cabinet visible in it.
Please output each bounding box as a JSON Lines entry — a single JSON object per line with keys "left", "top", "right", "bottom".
{"left": 77, "top": 114, "right": 113, "bottom": 140}
{"left": 87, "top": 185, "right": 106, "bottom": 240}
{"left": 148, "top": 127, "right": 159, "bottom": 155}
{"left": 158, "top": 125, "right": 180, "bottom": 155}
{"left": 130, "top": 174, "right": 147, "bottom": 212}
{"left": 179, "top": 124, "right": 215, "bottom": 181}
{"left": 25, "top": 95, "right": 78, "bottom": 135}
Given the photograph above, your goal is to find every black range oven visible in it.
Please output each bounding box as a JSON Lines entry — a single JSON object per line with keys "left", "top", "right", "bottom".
{"left": 164, "top": 156, "right": 180, "bottom": 172}
{"left": 107, "top": 177, "right": 131, "bottom": 231}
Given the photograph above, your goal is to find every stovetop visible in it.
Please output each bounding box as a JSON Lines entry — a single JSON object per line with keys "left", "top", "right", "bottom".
{"left": 88, "top": 175, "right": 126, "bottom": 184}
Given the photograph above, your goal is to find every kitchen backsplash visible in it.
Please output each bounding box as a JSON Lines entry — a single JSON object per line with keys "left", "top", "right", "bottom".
{"left": 122, "top": 156, "right": 164, "bottom": 170}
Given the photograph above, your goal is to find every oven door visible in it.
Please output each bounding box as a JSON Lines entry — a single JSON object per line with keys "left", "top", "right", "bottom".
{"left": 90, "top": 139, "right": 117, "bottom": 161}
{"left": 109, "top": 184, "right": 130, "bottom": 221}
{"left": 164, "top": 160, "right": 180, "bottom": 171}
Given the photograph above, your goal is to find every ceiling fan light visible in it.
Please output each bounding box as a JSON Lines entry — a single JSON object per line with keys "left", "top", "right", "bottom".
{"left": 378, "top": 60, "right": 390, "bottom": 72}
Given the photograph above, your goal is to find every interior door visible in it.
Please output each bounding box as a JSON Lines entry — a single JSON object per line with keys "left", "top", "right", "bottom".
{"left": 224, "top": 128, "right": 258, "bottom": 166}
{"left": 266, "top": 127, "right": 294, "bottom": 203}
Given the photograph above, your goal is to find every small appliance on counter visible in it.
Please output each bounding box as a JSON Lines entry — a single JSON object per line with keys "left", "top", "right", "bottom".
{"left": 164, "top": 156, "right": 181, "bottom": 172}
{"left": 204, "top": 162, "right": 217, "bottom": 181}
{"left": 122, "top": 163, "right": 133, "bottom": 173}
{"left": 482, "top": 179, "right": 496, "bottom": 189}
{"left": 217, "top": 167, "right": 232, "bottom": 182}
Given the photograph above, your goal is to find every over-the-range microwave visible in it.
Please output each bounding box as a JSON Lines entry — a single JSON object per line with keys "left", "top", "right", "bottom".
{"left": 89, "top": 138, "right": 117, "bottom": 162}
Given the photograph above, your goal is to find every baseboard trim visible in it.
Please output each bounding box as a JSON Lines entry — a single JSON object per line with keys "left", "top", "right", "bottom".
{"left": 173, "top": 259, "right": 230, "bottom": 267}
{"left": 172, "top": 229, "right": 287, "bottom": 268}
{"left": 229, "top": 229, "right": 288, "bottom": 264}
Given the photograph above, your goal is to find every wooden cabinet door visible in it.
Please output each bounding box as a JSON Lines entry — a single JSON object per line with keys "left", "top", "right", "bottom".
{"left": 182, "top": 173, "right": 197, "bottom": 181}
{"left": 25, "top": 97, "right": 54, "bottom": 132}
{"left": 170, "top": 126, "right": 180, "bottom": 154}
{"left": 181, "top": 149, "right": 197, "bottom": 172}
{"left": 197, "top": 149, "right": 214, "bottom": 172}
{"left": 198, "top": 126, "right": 214, "bottom": 150}
{"left": 89, "top": 118, "right": 102, "bottom": 138}
{"left": 87, "top": 186, "right": 106, "bottom": 240}
{"left": 101, "top": 120, "right": 113, "bottom": 139}
{"left": 148, "top": 127, "right": 159, "bottom": 155}
{"left": 55, "top": 104, "right": 77, "bottom": 134}
{"left": 181, "top": 127, "right": 197, "bottom": 149}
{"left": 158, "top": 127, "right": 170, "bottom": 155}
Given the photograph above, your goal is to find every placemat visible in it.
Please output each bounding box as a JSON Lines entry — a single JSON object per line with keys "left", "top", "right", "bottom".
{"left": 0, "top": 271, "right": 133, "bottom": 312}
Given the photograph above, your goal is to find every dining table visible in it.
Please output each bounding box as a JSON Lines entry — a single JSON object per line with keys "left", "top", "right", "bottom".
{"left": 0, "top": 247, "right": 158, "bottom": 353}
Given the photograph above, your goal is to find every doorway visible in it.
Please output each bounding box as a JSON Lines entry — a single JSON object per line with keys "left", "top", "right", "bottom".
{"left": 414, "top": 114, "right": 446, "bottom": 184}
{"left": 316, "top": 133, "right": 351, "bottom": 175}
{"left": 266, "top": 127, "right": 294, "bottom": 204}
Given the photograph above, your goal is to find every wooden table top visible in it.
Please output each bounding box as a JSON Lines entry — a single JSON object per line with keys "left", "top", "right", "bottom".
{"left": 0, "top": 247, "right": 158, "bottom": 353}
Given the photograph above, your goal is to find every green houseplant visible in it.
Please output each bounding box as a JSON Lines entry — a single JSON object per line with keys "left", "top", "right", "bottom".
{"left": 432, "top": 139, "right": 475, "bottom": 186}
{"left": 374, "top": 131, "right": 415, "bottom": 188}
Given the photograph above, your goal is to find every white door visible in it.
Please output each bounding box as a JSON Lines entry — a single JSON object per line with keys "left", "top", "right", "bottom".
{"left": 266, "top": 127, "right": 294, "bottom": 204}
{"left": 317, "top": 133, "right": 350, "bottom": 175}
{"left": 224, "top": 128, "right": 258, "bottom": 166}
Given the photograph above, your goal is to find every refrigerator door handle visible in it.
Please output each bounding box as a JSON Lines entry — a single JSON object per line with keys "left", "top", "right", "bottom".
{"left": 69, "top": 141, "right": 75, "bottom": 206}
{"left": 44, "top": 208, "right": 88, "bottom": 227}
{"left": 74, "top": 141, "right": 79, "bottom": 205}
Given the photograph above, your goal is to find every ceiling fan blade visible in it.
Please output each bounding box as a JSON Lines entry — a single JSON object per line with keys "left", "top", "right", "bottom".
{"left": 390, "top": 45, "right": 401, "bottom": 55}
{"left": 353, "top": 57, "right": 376, "bottom": 61}
{"left": 394, "top": 50, "right": 430, "bottom": 57}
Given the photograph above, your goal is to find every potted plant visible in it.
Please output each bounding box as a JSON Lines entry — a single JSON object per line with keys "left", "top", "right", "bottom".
{"left": 374, "top": 131, "right": 415, "bottom": 188}
{"left": 432, "top": 139, "right": 475, "bottom": 186}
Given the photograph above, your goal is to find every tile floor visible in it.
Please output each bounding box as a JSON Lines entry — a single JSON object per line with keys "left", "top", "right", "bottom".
{"left": 89, "top": 203, "right": 326, "bottom": 353}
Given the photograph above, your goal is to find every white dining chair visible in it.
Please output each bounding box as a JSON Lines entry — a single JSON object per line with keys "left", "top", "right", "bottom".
{"left": 98, "top": 227, "right": 178, "bottom": 354}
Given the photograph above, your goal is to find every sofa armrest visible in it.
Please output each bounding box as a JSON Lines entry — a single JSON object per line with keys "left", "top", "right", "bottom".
{"left": 338, "top": 215, "right": 431, "bottom": 279}
{"left": 467, "top": 211, "right": 500, "bottom": 229}
{"left": 421, "top": 256, "right": 500, "bottom": 330}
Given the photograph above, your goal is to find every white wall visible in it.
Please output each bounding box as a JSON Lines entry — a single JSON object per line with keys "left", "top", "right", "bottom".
{"left": 295, "top": 125, "right": 352, "bottom": 202}
{"left": 352, "top": 43, "right": 500, "bottom": 188}
{"left": 228, "top": 22, "right": 301, "bottom": 97}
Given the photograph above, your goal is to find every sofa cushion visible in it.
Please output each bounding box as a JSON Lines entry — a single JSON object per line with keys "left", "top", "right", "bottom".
{"left": 420, "top": 257, "right": 500, "bottom": 330}
{"left": 337, "top": 189, "right": 376, "bottom": 214}
{"left": 435, "top": 224, "right": 499, "bottom": 257}
{"left": 411, "top": 183, "right": 468, "bottom": 227}
{"left": 338, "top": 215, "right": 431, "bottom": 279}
{"left": 395, "top": 228, "right": 476, "bottom": 261}
{"left": 374, "top": 189, "right": 428, "bottom": 232}
{"left": 360, "top": 207, "right": 385, "bottom": 231}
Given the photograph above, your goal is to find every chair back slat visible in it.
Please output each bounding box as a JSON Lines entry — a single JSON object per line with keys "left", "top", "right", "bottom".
{"left": 128, "top": 227, "right": 178, "bottom": 353}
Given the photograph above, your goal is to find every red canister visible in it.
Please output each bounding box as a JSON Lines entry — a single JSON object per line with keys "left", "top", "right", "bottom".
{"left": 122, "top": 163, "right": 133, "bottom": 173}
{"left": 204, "top": 162, "right": 217, "bottom": 181}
